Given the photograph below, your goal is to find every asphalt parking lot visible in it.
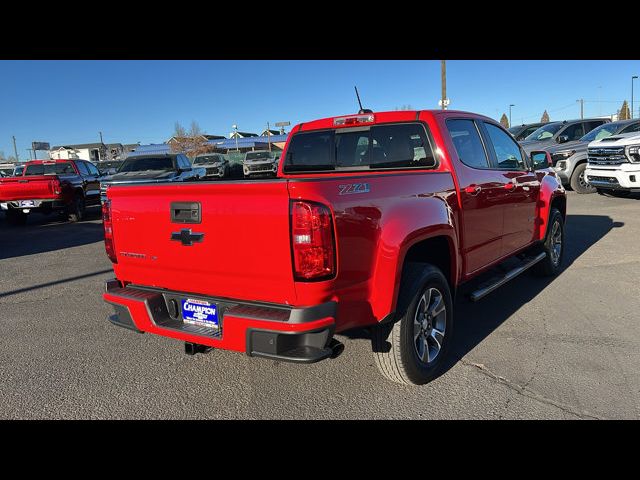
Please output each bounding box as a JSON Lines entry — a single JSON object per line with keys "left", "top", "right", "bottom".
{"left": 1, "top": 191, "right": 639, "bottom": 419}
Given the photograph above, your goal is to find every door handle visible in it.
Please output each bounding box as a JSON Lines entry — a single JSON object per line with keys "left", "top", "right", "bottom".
{"left": 464, "top": 185, "right": 481, "bottom": 196}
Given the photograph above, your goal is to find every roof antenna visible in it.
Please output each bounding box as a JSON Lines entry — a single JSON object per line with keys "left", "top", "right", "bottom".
{"left": 354, "top": 86, "right": 373, "bottom": 114}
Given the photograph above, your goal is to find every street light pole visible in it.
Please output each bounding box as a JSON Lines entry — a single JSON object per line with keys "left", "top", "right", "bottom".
{"left": 509, "top": 104, "right": 515, "bottom": 127}
{"left": 232, "top": 124, "right": 239, "bottom": 152}
{"left": 632, "top": 76, "right": 638, "bottom": 120}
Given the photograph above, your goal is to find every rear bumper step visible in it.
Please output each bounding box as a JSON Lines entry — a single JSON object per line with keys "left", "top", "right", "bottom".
{"left": 103, "top": 280, "right": 337, "bottom": 361}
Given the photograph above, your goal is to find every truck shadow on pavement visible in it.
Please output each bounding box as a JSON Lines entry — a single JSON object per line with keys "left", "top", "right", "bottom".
{"left": 340, "top": 214, "right": 624, "bottom": 380}
{"left": 0, "top": 207, "right": 104, "bottom": 260}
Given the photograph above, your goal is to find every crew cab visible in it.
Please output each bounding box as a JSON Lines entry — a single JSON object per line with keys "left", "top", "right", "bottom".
{"left": 585, "top": 132, "right": 640, "bottom": 195}
{"left": 102, "top": 110, "right": 566, "bottom": 385}
{"left": 0, "top": 159, "right": 102, "bottom": 225}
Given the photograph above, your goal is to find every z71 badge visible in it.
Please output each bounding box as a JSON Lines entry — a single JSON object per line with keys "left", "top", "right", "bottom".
{"left": 338, "top": 183, "right": 370, "bottom": 195}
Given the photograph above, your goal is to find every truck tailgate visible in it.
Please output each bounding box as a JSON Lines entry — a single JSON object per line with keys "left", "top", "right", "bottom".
{"left": 108, "top": 181, "right": 297, "bottom": 305}
{"left": 0, "top": 176, "right": 58, "bottom": 201}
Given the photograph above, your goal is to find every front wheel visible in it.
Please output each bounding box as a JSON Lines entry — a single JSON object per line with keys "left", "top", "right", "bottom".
{"left": 371, "top": 264, "right": 454, "bottom": 385}
{"left": 532, "top": 208, "right": 564, "bottom": 277}
{"left": 570, "top": 163, "right": 595, "bottom": 194}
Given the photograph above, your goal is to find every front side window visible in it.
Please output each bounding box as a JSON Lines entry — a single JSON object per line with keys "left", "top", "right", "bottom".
{"left": 484, "top": 123, "right": 526, "bottom": 170}
{"left": 524, "top": 123, "right": 562, "bottom": 141}
{"left": 560, "top": 123, "right": 585, "bottom": 141}
{"left": 86, "top": 162, "right": 100, "bottom": 176}
{"left": 447, "top": 119, "right": 490, "bottom": 169}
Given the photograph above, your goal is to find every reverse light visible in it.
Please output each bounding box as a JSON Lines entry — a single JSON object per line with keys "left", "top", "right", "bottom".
{"left": 333, "top": 114, "right": 375, "bottom": 127}
{"left": 102, "top": 200, "right": 117, "bottom": 264}
{"left": 291, "top": 200, "right": 335, "bottom": 280}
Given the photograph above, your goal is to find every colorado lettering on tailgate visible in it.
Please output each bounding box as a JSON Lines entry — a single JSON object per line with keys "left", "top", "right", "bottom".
{"left": 102, "top": 109, "right": 567, "bottom": 386}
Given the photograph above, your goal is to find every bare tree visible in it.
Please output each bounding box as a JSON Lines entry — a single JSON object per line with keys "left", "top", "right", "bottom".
{"left": 500, "top": 113, "right": 509, "bottom": 128}
{"left": 170, "top": 120, "right": 215, "bottom": 158}
{"left": 541, "top": 110, "right": 550, "bottom": 123}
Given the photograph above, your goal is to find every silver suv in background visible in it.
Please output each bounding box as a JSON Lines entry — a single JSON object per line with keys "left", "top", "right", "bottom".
{"left": 243, "top": 150, "right": 279, "bottom": 177}
{"left": 193, "top": 153, "right": 229, "bottom": 179}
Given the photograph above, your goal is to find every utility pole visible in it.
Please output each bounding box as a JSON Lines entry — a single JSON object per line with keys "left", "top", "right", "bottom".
{"left": 267, "top": 121, "right": 271, "bottom": 152}
{"left": 99, "top": 131, "right": 104, "bottom": 144}
{"left": 576, "top": 99, "right": 584, "bottom": 119}
{"left": 12, "top": 136, "right": 19, "bottom": 162}
{"left": 509, "top": 104, "right": 515, "bottom": 128}
{"left": 440, "top": 60, "right": 447, "bottom": 110}
{"left": 632, "top": 76, "right": 638, "bottom": 120}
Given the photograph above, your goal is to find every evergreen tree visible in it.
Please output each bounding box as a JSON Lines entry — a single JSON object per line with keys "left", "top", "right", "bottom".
{"left": 541, "top": 110, "right": 550, "bottom": 123}
{"left": 500, "top": 113, "right": 509, "bottom": 128}
{"left": 619, "top": 101, "right": 631, "bottom": 120}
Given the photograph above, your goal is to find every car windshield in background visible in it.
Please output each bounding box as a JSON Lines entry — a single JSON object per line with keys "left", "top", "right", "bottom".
{"left": 524, "top": 123, "right": 563, "bottom": 141}
{"left": 194, "top": 156, "right": 221, "bottom": 165}
{"left": 580, "top": 122, "right": 625, "bottom": 142}
{"left": 118, "top": 157, "right": 174, "bottom": 172}
{"left": 245, "top": 151, "right": 273, "bottom": 161}
{"left": 507, "top": 126, "right": 522, "bottom": 134}
{"left": 25, "top": 162, "right": 75, "bottom": 176}
{"left": 284, "top": 123, "right": 436, "bottom": 173}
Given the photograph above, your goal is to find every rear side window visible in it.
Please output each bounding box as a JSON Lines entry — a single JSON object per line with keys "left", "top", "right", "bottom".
{"left": 620, "top": 122, "right": 640, "bottom": 134}
{"left": 284, "top": 123, "right": 436, "bottom": 172}
{"left": 561, "top": 123, "right": 585, "bottom": 141}
{"left": 447, "top": 119, "right": 490, "bottom": 169}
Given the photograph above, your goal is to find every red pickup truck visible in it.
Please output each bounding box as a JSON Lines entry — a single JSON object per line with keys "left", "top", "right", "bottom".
{"left": 102, "top": 110, "right": 566, "bottom": 385}
{"left": 0, "top": 159, "right": 102, "bottom": 225}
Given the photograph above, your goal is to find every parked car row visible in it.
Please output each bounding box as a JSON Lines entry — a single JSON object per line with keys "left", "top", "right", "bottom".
{"left": 511, "top": 117, "right": 640, "bottom": 194}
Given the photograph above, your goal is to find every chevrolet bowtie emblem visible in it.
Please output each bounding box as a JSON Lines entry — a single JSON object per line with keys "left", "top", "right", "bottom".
{"left": 171, "top": 229, "right": 204, "bottom": 246}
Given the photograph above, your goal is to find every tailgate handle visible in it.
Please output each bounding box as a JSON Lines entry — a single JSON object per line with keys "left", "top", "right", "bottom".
{"left": 171, "top": 202, "right": 201, "bottom": 224}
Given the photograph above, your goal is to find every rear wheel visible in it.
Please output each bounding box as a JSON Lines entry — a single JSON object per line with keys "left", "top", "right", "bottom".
{"left": 570, "top": 163, "right": 595, "bottom": 194}
{"left": 371, "top": 264, "right": 454, "bottom": 385}
{"left": 532, "top": 208, "right": 564, "bottom": 277}
{"left": 67, "top": 195, "right": 85, "bottom": 222}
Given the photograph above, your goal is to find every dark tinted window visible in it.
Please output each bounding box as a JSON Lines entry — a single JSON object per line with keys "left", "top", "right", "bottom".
{"left": 118, "top": 157, "right": 175, "bottom": 172}
{"left": 585, "top": 120, "right": 605, "bottom": 134}
{"left": 284, "top": 123, "right": 435, "bottom": 172}
{"left": 285, "top": 131, "right": 334, "bottom": 171}
{"left": 25, "top": 162, "right": 75, "bottom": 176}
{"left": 178, "top": 155, "right": 191, "bottom": 169}
{"left": 619, "top": 122, "right": 640, "bottom": 134}
{"left": 447, "top": 119, "right": 490, "bottom": 169}
{"left": 86, "top": 162, "right": 100, "bottom": 176}
{"left": 484, "top": 123, "right": 526, "bottom": 170}
{"left": 561, "top": 123, "right": 585, "bottom": 141}
{"left": 520, "top": 125, "right": 541, "bottom": 140}
{"left": 76, "top": 161, "right": 89, "bottom": 175}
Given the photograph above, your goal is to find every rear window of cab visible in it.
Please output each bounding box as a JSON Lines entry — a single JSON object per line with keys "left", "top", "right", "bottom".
{"left": 283, "top": 122, "right": 437, "bottom": 173}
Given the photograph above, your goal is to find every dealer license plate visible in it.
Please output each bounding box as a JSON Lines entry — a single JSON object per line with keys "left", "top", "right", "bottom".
{"left": 181, "top": 298, "right": 219, "bottom": 329}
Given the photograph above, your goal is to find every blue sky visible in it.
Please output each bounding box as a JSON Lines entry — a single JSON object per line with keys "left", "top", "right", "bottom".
{"left": 1, "top": 60, "right": 639, "bottom": 160}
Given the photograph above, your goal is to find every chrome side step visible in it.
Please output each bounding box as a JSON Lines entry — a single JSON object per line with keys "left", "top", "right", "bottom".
{"left": 469, "top": 252, "right": 546, "bottom": 302}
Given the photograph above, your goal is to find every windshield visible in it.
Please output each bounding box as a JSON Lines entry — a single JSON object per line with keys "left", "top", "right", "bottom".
{"left": 245, "top": 151, "right": 273, "bottom": 161}
{"left": 524, "top": 123, "right": 563, "bottom": 141}
{"left": 194, "top": 155, "right": 221, "bottom": 165}
{"left": 118, "top": 157, "right": 174, "bottom": 172}
{"left": 25, "top": 162, "right": 75, "bottom": 176}
{"left": 507, "top": 126, "right": 522, "bottom": 134}
{"left": 580, "top": 122, "right": 620, "bottom": 142}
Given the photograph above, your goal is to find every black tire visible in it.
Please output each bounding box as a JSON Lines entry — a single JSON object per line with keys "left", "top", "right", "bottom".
{"left": 6, "top": 210, "right": 28, "bottom": 226}
{"left": 67, "top": 195, "right": 85, "bottom": 223}
{"left": 532, "top": 208, "right": 564, "bottom": 277}
{"left": 570, "top": 163, "right": 595, "bottom": 194}
{"left": 371, "top": 263, "right": 454, "bottom": 385}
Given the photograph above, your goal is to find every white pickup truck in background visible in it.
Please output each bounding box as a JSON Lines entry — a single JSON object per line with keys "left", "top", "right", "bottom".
{"left": 586, "top": 133, "right": 640, "bottom": 195}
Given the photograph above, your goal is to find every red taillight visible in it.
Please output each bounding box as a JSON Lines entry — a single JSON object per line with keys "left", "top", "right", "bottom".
{"left": 102, "top": 200, "right": 117, "bottom": 264}
{"left": 291, "top": 200, "right": 335, "bottom": 280}
{"left": 50, "top": 178, "right": 61, "bottom": 195}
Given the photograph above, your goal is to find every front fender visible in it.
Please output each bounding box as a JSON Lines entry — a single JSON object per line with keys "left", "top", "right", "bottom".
{"left": 535, "top": 170, "right": 566, "bottom": 241}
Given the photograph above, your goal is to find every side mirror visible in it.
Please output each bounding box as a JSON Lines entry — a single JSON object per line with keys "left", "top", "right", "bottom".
{"left": 530, "top": 151, "right": 551, "bottom": 170}
{"left": 557, "top": 135, "right": 569, "bottom": 144}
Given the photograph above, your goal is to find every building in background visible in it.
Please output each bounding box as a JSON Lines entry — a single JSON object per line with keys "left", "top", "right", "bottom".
{"left": 49, "top": 143, "right": 128, "bottom": 162}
